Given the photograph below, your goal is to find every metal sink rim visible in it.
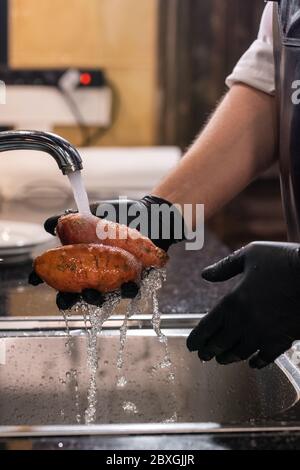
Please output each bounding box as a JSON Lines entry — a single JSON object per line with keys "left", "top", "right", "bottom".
{"left": 0, "top": 313, "right": 207, "bottom": 332}
{"left": 2, "top": 421, "right": 300, "bottom": 438}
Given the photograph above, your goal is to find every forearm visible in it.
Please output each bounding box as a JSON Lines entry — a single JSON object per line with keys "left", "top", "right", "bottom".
{"left": 153, "top": 84, "right": 277, "bottom": 226}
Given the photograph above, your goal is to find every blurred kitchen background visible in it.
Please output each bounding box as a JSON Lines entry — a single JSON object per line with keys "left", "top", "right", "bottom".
{"left": 0, "top": 0, "right": 285, "bottom": 249}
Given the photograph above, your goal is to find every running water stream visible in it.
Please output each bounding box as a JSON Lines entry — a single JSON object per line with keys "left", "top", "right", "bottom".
{"left": 61, "top": 269, "right": 177, "bottom": 425}
{"left": 114, "top": 269, "right": 177, "bottom": 421}
{"left": 141, "top": 269, "right": 177, "bottom": 423}
{"left": 61, "top": 172, "right": 177, "bottom": 424}
{"left": 140, "top": 269, "right": 173, "bottom": 368}
{"left": 68, "top": 171, "right": 91, "bottom": 215}
{"left": 116, "top": 290, "right": 143, "bottom": 388}
{"left": 83, "top": 294, "right": 121, "bottom": 424}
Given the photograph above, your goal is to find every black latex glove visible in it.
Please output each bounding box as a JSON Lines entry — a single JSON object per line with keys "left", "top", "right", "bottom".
{"left": 44, "top": 195, "right": 185, "bottom": 252}
{"left": 187, "top": 242, "right": 300, "bottom": 369}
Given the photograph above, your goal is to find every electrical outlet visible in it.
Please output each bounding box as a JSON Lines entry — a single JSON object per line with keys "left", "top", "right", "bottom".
{"left": 0, "top": 68, "right": 107, "bottom": 88}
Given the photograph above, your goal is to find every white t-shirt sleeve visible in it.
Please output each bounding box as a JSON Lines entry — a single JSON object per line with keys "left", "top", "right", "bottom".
{"left": 226, "top": 2, "right": 275, "bottom": 95}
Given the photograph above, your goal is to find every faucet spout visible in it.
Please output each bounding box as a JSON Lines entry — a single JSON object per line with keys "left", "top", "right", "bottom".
{"left": 0, "top": 130, "right": 83, "bottom": 175}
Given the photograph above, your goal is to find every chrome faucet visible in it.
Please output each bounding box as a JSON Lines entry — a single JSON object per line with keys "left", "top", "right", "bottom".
{"left": 0, "top": 130, "right": 83, "bottom": 174}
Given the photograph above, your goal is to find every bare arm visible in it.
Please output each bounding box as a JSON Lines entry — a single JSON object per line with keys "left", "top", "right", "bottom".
{"left": 153, "top": 84, "right": 277, "bottom": 227}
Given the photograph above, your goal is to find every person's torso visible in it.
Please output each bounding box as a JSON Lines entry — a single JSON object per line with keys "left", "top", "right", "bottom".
{"left": 274, "top": 0, "right": 300, "bottom": 241}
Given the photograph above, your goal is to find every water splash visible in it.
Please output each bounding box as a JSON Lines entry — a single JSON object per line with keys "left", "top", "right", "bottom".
{"left": 117, "top": 376, "right": 127, "bottom": 388}
{"left": 59, "top": 269, "right": 177, "bottom": 425}
{"left": 163, "top": 412, "right": 178, "bottom": 424}
{"left": 84, "top": 305, "right": 101, "bottom": 425}
{"left": 66, "top": 369, "right": 81, "bottom": 423}
{"left": 139, "top": 268, "right": 178, "bottom": 423}
{"left": 84, "top": 293, "right": 121, "bottom": 425}
{"left": 122, "top": 401, "right": 138, "bottom": 415}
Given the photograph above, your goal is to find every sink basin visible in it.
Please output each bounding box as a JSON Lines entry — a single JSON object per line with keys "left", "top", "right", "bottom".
{"left": 0, "top": 315, "right": 299, "bottom": 437}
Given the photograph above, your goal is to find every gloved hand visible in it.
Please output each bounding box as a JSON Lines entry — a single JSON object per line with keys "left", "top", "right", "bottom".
{"left": 44, "top": 195, "right": 185, "bottom": 252}
{"left": 28, "top": 268, "right": 139, "bottom": 310}
{"left": 35, "top": 195, "right": 185, "bottom": 310}
{"left": 187, "top": 242, "right": 300, "bottom": 369}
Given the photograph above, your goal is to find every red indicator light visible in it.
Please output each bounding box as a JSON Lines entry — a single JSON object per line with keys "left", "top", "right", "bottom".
{"left": 80, "top": 73, "right": 92, "bottom": 86}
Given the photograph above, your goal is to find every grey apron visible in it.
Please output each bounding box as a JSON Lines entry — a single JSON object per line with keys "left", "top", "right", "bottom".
{"left": 274, "top": 0, "right": 300, "bottom": 241}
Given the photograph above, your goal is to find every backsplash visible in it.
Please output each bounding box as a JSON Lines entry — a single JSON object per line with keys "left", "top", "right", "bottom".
{"left": 9, "top": 0, "right": 158, "bottom": 146}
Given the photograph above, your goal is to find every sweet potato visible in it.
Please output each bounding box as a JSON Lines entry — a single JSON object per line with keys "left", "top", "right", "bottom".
{"left": 34, "top": 244, "right": 142, "bottom": 294}
{"left": 57, "top": 213, "right": 168, "bottom": 269}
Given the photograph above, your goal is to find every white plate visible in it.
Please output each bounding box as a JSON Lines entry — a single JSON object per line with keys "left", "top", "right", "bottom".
{"left": 0, "top": 221, "right": 53, "bottom": 264}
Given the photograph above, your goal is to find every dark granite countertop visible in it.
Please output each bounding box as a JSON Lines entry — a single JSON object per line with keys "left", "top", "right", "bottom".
{"left": 160, "top": 231, "right": 234, "bottom": 313}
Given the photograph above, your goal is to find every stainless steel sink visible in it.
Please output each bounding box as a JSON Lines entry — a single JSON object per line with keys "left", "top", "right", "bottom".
{"left": 0, "top": 314, "right": 299, "bottom": 437}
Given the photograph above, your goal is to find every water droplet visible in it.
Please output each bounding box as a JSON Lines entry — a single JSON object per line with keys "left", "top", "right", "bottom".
{"left": 122, "top": 401, "right": 138, "bottom": 414}
{"left": 117, "top": 376, "right": 127, "bottom": 388}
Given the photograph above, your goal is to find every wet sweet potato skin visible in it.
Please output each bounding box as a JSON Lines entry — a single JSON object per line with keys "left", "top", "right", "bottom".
{"left": 57, "top": 213, "right": 168, "bottom": 268}
{"left": 34, "top": 244, "right": 142, "bottom": 293}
